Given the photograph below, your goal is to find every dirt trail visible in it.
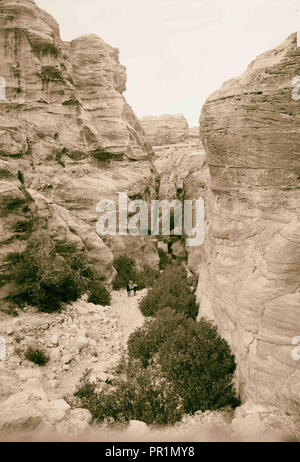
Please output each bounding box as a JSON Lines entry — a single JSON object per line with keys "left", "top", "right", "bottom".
{"left": 109, "top": 289, "right": 146, "bottom": 349}
{"left": 0, "top": 290, "right": 147, "bottom": 403}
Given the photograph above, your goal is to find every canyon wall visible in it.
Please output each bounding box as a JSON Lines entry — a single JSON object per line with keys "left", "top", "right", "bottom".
{"left": 0, "top": 0, "right": 159, "bottom": 297}
{"left": 141, "top": 117, "right": 207, "bottom": 272}
{"left": 140, "top": 114, "right": 189, "bottom": 146}
{"left": 199, "top": 33, "right": 300, "bottom": 414}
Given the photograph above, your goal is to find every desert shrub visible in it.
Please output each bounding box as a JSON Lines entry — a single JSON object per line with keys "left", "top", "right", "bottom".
{"left": 63, "top": 250, "right": 105, "bottom": 289}
{"left": 134, "top": 265, "right": 159, "bottom": 290}
{"left": 158, "top": 319, "right": 241, "bottom": 413}
{"left": 74, "top": 307, "right": 240, "bottom": 425}
{"left": 7, "top": 231, "right": 83, "bottom": 312}
{"left": 0, "top": 196, "right": 27, "bottom": 216}
{"left": 128, "top": 308, "right": 240, "bottom": 414}
{"left": 25, "top": 347, "right": 49, "bottom": 366}
{"left": 74, "top": 361, "right": 183, "bottom": 426}
{"left": 39, "top": 66, "right": 64, "bottom": 83}
{"left": 112, "top": 255, "right": 136, "bottom": 290}
{"left": 31, "top": 42, "right": 60, "bottom": 58}
{"left": 75, "top": 310, "right": 240, "bottom": 424}
{"left": 139, "top": 264, "right": 198, "bottom": 319}
{"left": 112, "top": 256, "right": 159, "bottom": 291}
{"left": 88, "top": 281, "right": 111, "bottom": 306}
{"left": 128, "top": 308, "right": 186, "bottom": 367}
{"left": 158, "top": 248, "right": 169, "bottom": 270}
{"left": 62, "top": 98, "right": 80, "bottom": 106}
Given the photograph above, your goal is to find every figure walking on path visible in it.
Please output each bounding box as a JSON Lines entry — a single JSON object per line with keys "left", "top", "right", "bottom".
{"left": 126, "top": 280, "right": 138, "bottom": 297}
{"left": 126, "top": 280, "right": 134, "bottom": 297}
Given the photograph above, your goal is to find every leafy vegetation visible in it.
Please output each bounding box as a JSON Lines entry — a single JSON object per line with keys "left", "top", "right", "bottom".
{"left": 158, "top": 247, "right": 170, "bottom": 270}
{"left": 75, "top": 304, "right": 240, "bottom": 425}
{"left": 31, "top": 42, "right": 60, "bottom": 58}
{"left": 62, "top": 98, "right": 80, "bottom": 106}
{"left": 139, "top": 264, "right": 198, "bottom": 319}
{"left": 88, "top": 281, "right": 111, "bottom": 306}
{"left": 6, "top": 231, "right": 85, "bottom": 312}
{"left": 74, "top": 362, "right": 183, "bottom": 426}
{"left": 39, "top": 66, "right": 64, "bottom": 84}
{"left": 112, "top": 255, "right": 159, "bottom": 291}
{"left": 25, "top": 347, "right": 49, "bottom": 366}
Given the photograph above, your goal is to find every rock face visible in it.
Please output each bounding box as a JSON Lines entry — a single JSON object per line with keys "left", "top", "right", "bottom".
{"left": 143, "top": 118, "right": 207, "bottom": 272}
{"left": 140, "top": 114, "right": 189, "bottom": 146}
{"left": 199, "top": 33, "right": 300, "bottom": 413}
{"left": 0, "top": 0, "right": 158, "bottom": 286}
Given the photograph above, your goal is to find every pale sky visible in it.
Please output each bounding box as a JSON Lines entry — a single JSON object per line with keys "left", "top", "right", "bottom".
{"left": 36, "top": 0, "right": 300, "bottom": 126}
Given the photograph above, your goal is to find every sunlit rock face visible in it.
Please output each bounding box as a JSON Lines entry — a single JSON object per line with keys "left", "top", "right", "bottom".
{"left": 199, "top": 33, "right": 300, "bottom": 413}
{"left": 140, "top": 114, "right": 189, "bottom": 146}
{"left": 0, "top": 0, "right": 158, "bottom": 284}
{"left": 69, "top": 34, "right": 151, "bottom": 161}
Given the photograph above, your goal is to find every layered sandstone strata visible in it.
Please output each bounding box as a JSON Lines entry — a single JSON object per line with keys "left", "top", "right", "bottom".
{"left": 199, "top": 33, "right": 300, "bottom": 414}
{"left": 140, "top": 114, "right": 189, "bottom": 146}
{"left": 0, "top": 0, "right": 159, "bottom": 285}
{"left": 142, "top": 117, "right": 207, "bottom": 272}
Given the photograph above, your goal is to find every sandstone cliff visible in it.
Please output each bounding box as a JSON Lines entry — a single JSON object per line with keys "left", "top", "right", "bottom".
{"left": 140, "top": 114, "right": 189, "bottom": 146}
{"left": 0, "top": 0, "right": 159, "bottom": 295}
{"left": 141, "top": 117, "right": 207, "bottom": 271}
{"left": 199, "top": 33, "right": 300, "bottom": 415}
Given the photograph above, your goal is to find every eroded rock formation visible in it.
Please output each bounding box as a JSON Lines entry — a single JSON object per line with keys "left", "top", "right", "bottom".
{"left": 140, "top": 114, "right": 189, "bottom": 146}
{"left": 0, "top": 0, "right": 159, "bottom": 290}
{"left": 141, "top": 119, "right": 207, "bottom": 272}
{"left": 199, "top": 33, "right": 300, "bottom": 415}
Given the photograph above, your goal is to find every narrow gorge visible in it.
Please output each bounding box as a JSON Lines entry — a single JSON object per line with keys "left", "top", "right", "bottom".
{"left": 0, "top": 0, "right": 299, "bottom": 441}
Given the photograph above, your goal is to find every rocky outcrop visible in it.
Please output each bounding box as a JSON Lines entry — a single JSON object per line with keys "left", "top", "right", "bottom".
{"left": 199, "top": 33, "right": 300, "bottom": 414}
{"left": 140, "top": 114, "right": 189, "bottom": 146}
{"left": 0, "top": 0, "right": 158, "bottom": 285}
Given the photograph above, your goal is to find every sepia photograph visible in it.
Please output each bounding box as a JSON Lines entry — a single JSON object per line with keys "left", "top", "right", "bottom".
{"left": 0, "top": 0, "right": 299, "bottom": 448}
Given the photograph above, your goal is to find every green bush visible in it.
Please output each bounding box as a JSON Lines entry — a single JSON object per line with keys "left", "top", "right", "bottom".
{"left": 31, "top": 42, "right": 60, "bottom": 58}
{"left": 74, "top": 362, "right": 183, "bottom": 426}
{"left": 25, "top": 347, "right": 49, "bottom": 366}
{"left": 128, "top": 308, "right": 185, "bottom": 367}
{"left": 134, "top": 265, "right": 159, "bottom": 290}
{"left": 158, "top": 248, "right": 169, "bottom": 270}
{"left": 158, "top": 319, "right": 241, "bottom": 413}
{"left": 39, "top": 66, "right": 64, "bottom": 83}
{"left": 129, "top": 308, "right": 240, "bottom": 414}
{"left": 139, "top": 264, "right": 198, "bottom": 319}
{"left": 88, "top": 281, "right": 111, "bottom": 306}
{"left": 112, "top": 255, "right": 159, "bottom": 291}
{"left": 74, "top": 307, "right": 240, "bottom": 425}
{"left": 112, "top": 255, "right": 136, "bottom": 290}
{"left": 7, "top": 231, "right": 83, "bottom": 312}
